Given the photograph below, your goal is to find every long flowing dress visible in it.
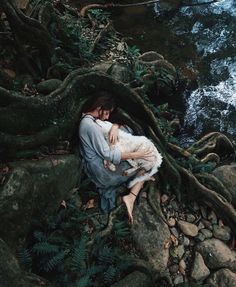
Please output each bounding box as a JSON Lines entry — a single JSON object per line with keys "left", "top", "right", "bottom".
{"left": 79, "top": 114, "right": 136, "bottom": 213}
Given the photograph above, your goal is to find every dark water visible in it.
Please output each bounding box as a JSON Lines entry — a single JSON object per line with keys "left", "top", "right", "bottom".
{"left": 112, "top": 0, "right": 236, "bottom": 143}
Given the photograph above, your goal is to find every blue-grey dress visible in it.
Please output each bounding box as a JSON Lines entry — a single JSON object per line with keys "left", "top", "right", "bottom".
{"left": 79, "top": 114, "right": 136, "bottom": 213}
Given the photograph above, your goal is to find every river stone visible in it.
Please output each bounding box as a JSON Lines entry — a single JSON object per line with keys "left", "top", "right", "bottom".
{"left": 170, "top": 227, "right": 179, "bottom": 238}
{"left": 169, "top": 264, "right": 179, "bottom": 274}
{"left": 195, "top": 239, "right": 236, "bottom": 271}
{"left": 111, "top": 271, "right": 152, "bottom": 287}
{"left": 195, "top": 233, "right": 206, "bottom": 242}
{"left": 191, "top": 252, "right": 210, "bottom": 281}
{"left": 36, "top": 79, "right": 62, "bottom": 94}
{"left": 213, "top": 165, "right": 236, "bottom": 207}
{"left": 207, "top": 268, "right": 236, "bottom": 287}
{"left": 0, "top": 168, "right": 34, "bottom": 249}
{"left": 186, "top": 214, "right": 196, "bottom": 223}
{"left": 213, "top": 225, "right": 231, "bottom": 241}
{"left": 167, "top": 217, "right": 176, "bottom": 227}
{"left": 178, "top": 220, "right": 198, "bottom": 237}
{"left": 132, "top": 197, "right": 170, "bottom": 274}
{"left": 0, "top": 238, "right": 52, "bottom": 287}
{"left": 173, "top": 275, "right": 184, "bottom": 285}
{"left": 200, "top": 228, "right": 213, "bottom": 239}
{"left": 208, "top": 211, "right": 218, "bottom": 224}
{"left": 170, "top": 245, "right": 185, "bottom": 260}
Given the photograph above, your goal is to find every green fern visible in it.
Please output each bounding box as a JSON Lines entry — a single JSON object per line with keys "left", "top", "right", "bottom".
{"left": 104, "top": 265, "right": 118, "bottom": 285}
{"left": 44, "top": 251, "right": 66, "bottom": 272}
{"left": 71, "top": 237, "right": 87, "bottom": 274}
{"left": 76, "top": 275, "right": 92, "bottom": 287}
{"left": 98, "top": 245, "right": 114, "bottom": 264}
{"left": 17, "top": 247, "right": 32, "bottom": 270}
{"left": 32, "top": 242, "right": 59, "bottom": 255}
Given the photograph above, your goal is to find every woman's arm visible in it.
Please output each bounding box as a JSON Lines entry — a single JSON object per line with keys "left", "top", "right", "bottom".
{"left": 121, "top": 149, "right": 153, "bottom": 160}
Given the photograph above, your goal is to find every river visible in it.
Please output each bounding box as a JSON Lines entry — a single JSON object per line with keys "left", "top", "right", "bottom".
{"left": 113, "top": 0, "right": 236, "bottom": 144}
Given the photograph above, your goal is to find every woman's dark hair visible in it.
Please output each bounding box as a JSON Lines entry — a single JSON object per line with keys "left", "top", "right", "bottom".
{"left": 83, "top": 91, "right": 116, "bottom": 113}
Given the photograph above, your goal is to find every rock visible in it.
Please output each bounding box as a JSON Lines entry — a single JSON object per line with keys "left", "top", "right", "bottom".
{"left": 195, "top": 233, "right": 206, "bottom": 242}
{"left": 132, "top": 197, "right": 170, "bottom": 274}
{"left": 192, "top": 202, "right": 200, "bottom": 211}
{"left": 111, "top": 271, "right": 152, "bottom": 287}
{"left": 161, "top": 194, "right": 169, "bottom": 203}
{"left": 169, "top": 264, "right": 179, "bottom": 274}
{"left": 200, "top": 229, "right": 213, "bottom": 239}
{"left": 0, "top": 168, "right": 34, "bottom": 249}
{"left": 213, "top": 165, "right": 236, "bottom": 207}
{"left": 170, "top": 227, "right": 179, "bottom": 238}
{"left": 208, "top": 211, "right": 217, "bottom": 224}
{"left": 36, "top": 79, "right": 62, "bottom": 94}
{"left": 183, "top": 236, "right": 190, "bottom": 246}
{"left": 213, "top": 225, "right": 231, "bottom": 241}
{"left": 0, "top": 238, "right": 52, "bottom": 287}
{"left": 178, "top": 220, "right": 198, "bottom": 237}
{"left": 207, "top": 268, "right": 236, "bottom": 287}
{"left": 179, "top": 259, "right": 186, "bottom": 275}
{"left": 170, "top": 245, "right": 185, "bottom": 260}
{"left": 3, "top": 155, "right": 80, "bottom": 249}
{"left": 191, "top": 252, "right": 210, "bottom": 281}
{"left": 198, "top": 221, "right": 205, "bottom": 230}
{"left": 170, "top": 200, "right": 179, "bottom": 211}
{"left": 173, "top": 275, "right": 184, "bottom": 285}
{"left": 195, "top": 239, "right": 236, "bottom": 271}
{"left": 107, "top": 63, "right": 132, "bottom": 83}
{"left": 186, "top": 214, "right": 196, "bottom": 223}
{"left": 167, "top": 217, "right": 176, "bottom": 227}
{"left": 202, "top": 219, "right": 213, "bottom": 230}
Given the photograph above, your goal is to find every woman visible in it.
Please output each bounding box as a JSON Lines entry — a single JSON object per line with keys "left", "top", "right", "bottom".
{"left": 79, "top": 93, "right": 154, "bottom": 223}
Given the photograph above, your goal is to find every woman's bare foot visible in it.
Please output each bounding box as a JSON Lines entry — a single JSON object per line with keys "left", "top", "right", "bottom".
{"left": 122, "top": 194, "right": 136, "bottom": 224}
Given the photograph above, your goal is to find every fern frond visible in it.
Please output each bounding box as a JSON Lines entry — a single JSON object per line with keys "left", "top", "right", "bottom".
{"left": 71, "top": 237, "right": 87, "bottom": 274}
{"left": 33, "top": 230, "right": 47, "bottom": 242}
{"left": 17, "top": 247, "right": 32, "bottom": 270}
{"left": 32, "top": 242, "right": 59, "bottom": 255}
{"left": 98, "top": 245, "right": 114, "bottom": 264}
{"left": 44, "top": 251, "right": 66, "bottom": 272}
{"left": 104, "top": 265, "right": 118, "bottom": 285}
{"left": 76, "top": 275, "right": 92, "bottom": 287}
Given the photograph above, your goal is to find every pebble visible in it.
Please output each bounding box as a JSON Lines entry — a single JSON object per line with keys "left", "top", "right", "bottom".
{"left": 213, "top": 225, "right": 231, "bottom": 241}
{"left": 186, "top": 214, "right": 196, "bottom": 223}
{"left": 169, "top": 264, "right": 179, "bottom": 274}
{"left": 161, "top": 194, "right": 169, "bottom": 203}
{"left": 168, "top": 217, "right": 176, "bottom": 227}
{"left": 170, "top": 227, "right": 179, "bottom": 238}
{"left": 208, "top": 211, "right": 217, "bottom": 224}
{"left": 200, "top": 228, "right": 213, "bottom": 239}
{"left": 198, "top": 221, "right": 205, "bottom": 231}
{"left": 174, "top": 275, "right": 184, "bottom": 285}
{"left": 191, "top": 252, "right": 210, "bottom": 281}
{"left": 178, "top": 220, "right": 198, "bottom": 237}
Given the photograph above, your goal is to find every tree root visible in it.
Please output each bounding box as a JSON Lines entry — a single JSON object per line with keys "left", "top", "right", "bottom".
{"left": 195, "top": 173, "right": 232, "bottom": 203}
{"left": 147, "top": 182, "right": 168, "bottom": 225}
{"left": 179, "top": 167, "right": 236, "bottom": 233}
{"left": 187, "top": 132, "right": 234, "bottom": 157}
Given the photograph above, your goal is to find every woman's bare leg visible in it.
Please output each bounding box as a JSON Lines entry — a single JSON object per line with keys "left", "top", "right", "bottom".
{"left": 122, "top": 181, "right": 144, "bottom": 224}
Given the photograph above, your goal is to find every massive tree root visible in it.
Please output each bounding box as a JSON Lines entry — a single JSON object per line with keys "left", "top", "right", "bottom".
{"left": 1, "top": 68, "right": 235, "bottom": 234}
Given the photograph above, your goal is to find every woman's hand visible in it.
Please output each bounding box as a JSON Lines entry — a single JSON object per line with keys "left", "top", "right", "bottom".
{"left": 134, "top": 148, "right": 154, "bottom": 160}
{"left": 109, "top": 124, "right": 119, "bottom": 144}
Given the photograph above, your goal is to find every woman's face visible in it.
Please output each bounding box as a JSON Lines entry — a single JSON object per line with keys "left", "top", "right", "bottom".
{"left": 98, "top": 109, "right": 112, "bottom": 120}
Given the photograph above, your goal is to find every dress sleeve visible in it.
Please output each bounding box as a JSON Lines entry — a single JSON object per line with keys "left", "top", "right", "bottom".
{"left": 86, "top": 122, "right": 121, "bottom": 165}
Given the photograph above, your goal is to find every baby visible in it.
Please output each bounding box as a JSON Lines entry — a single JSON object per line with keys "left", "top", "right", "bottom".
{"left": 96, "top": 119, "right": 163, "bottom": 187}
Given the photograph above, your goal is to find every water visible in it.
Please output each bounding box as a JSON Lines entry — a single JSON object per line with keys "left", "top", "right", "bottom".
{"left": 113, "top": 0, "right": 236, "bottom": 143}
